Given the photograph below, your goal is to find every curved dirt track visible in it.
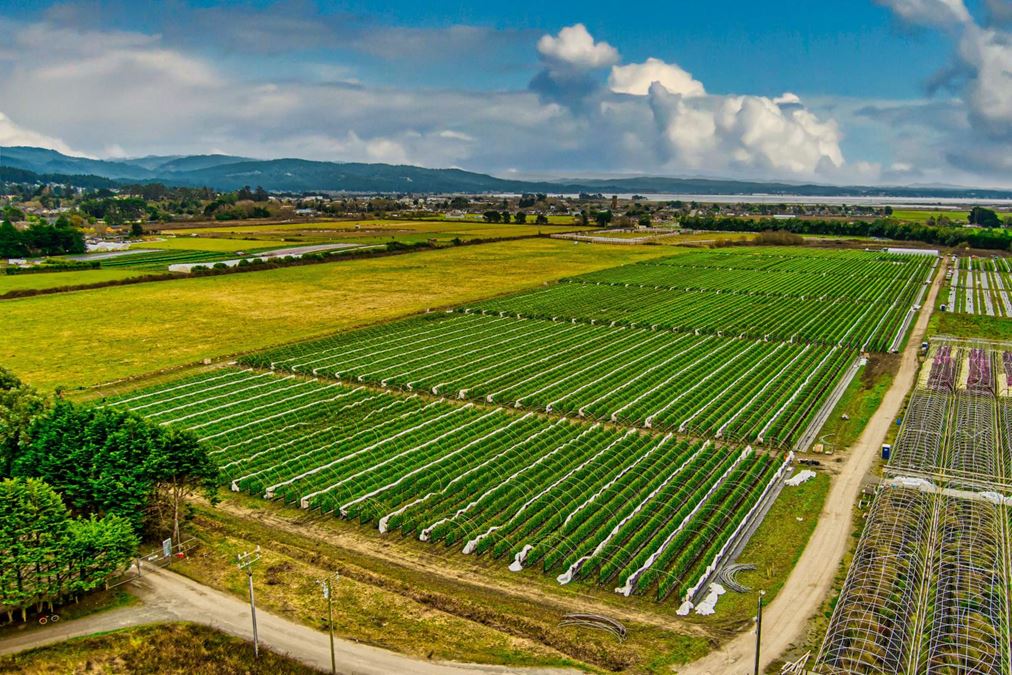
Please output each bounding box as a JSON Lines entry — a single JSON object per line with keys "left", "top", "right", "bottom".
{"left": 0, "top": 565, "right": 573, "bottom": 675}
{"left": 679, "top": 261, "right": 945, "bottom": 674}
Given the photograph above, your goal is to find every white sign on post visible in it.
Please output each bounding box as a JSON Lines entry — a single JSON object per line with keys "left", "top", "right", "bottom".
{"left": 162, "top": 538, "right": 172, "bottom": 558}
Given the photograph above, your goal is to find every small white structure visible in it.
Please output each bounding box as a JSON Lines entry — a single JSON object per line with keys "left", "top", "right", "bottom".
{"left": 886, "top": 247, "right": 939, "bottom": 256}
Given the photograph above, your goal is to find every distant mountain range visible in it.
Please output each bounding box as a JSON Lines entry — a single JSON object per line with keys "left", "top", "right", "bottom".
{"left": 2, "top": 145, "right": 1012, "bottom": 199}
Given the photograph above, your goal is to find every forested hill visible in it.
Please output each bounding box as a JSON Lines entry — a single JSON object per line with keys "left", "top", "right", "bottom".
{"left": 3, "top": 145, "right": 1012, "bottom": 199}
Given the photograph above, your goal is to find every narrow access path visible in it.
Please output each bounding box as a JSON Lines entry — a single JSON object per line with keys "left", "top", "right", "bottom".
{"left": 0, "top": 565, "right": 574, "bottom": 675}
{"left": 679, "top": 261, "right": 945, "bottom": 674}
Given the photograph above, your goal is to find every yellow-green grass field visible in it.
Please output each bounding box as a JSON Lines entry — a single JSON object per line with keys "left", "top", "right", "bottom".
{"left": 657, "top": 231, "right": 753, "bottom": 245}
{"left": 0, "top": 268, "right": 151, "bottom": 294}
{"left": 891, "top": 209, "right": 970, "bottom": 224}
{"left": 2, "top": 239, "right": 672, "bottom": 390}
{"left": 166, "top": 219, "right": 586, "bottom": 239}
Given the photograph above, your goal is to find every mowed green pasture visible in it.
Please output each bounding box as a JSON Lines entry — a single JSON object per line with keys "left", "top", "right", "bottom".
{"left": 165, "top": 219, "right": 587, "bottom": 244}
{"left": 0, "top": 268, "right": 152, "bottom": 294}
{"left": 1, "top": 239, "right": 672, "bottom": 390}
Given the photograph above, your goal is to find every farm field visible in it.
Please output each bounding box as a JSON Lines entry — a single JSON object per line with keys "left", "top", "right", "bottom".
{"left": 891, "top": 208, "right": 970, "bottom": 224}
{"left": 0, "top": 239, "right": 671, "bottom": 390}
{"left": 135, "top": 236, "right": 293, "bottom": 252}
{"left": 248, "top": 313, "right": 855, "bottom": 448}
{"left": 819, "top": 337, "right": 1012, "bottom": 674}
{"left": 3, "top": 240, "right": 940, "bottom": 667}
{"left": 80, "top": 243, "right": 928, "bottom": 623}
{"left": 95, "top": 248, "right": 252, "bottom": 270}
{"left": 466, "top": 248, "right": 936, "bottom": 352}
{"left": 657, "top": 231, "right": 754, "bottom": 245}
{"left": 942, "top": 255, "right": 1012, "bottom": 317}
{"left": 0, "top": 268, "right": 150, "bottom": 294}
{"left": 104, "top": 366, "right": 790, "bottom": 606}
{"left": 165, "top": 219, "right": 587, "bottom": 244}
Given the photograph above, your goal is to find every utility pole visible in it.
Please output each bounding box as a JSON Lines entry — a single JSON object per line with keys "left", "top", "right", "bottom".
{"left": 319, "top": 572, "right": 339, "bottom": 675}
{"left": 237, "top": 548, "right": 261, "bottom": 658}
{"left": 754, "top": 590, "right": 765, "bottom": 675}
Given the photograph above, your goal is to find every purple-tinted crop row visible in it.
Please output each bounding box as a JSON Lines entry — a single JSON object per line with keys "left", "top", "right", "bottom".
{"left": 928, "top": 346, "right": 956, "bottom": 392}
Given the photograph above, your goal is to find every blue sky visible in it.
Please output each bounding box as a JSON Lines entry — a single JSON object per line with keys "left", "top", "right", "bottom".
{"left": 0, "top": 0, "right": 1010, "bottom": 186}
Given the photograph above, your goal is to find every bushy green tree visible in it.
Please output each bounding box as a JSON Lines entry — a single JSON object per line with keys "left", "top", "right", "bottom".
{"left": 0, "top": 477, "right": 136, "bottom": 623}
{"left": 64, "top": 514, "right": 138, "bottom": 596}
{"left": 969, "top": 206, "right": 1001, "bottom": 228}
{"left": 679, "top": 215, "right": 1012, "bottom": 251}
{"left": 144, "top": 428, "right": 219, "bottom": 542}
{"left": 0, "top": 367, "right": 48, "bottom": 478}
{"left": 594, "top": 210, "right": 613, "bottom": 228}
{"left": 0, "top": 477, "right": 68, "bottom": 622}
{"left": 14, "top": 402, "right": 218, "bottom": 534}
{"left": 0, "top": 219, "right": 29, "bottom": 258}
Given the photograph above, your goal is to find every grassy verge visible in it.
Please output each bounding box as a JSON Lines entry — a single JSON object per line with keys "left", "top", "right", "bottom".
{"left": 1, "top": 239, "right": 670, "bottom": 391}
{"left": 0, "top": 622, "right": 320, "bottom": 674}
{"left": 174, "top": 529, "right": 575, "bottom": 669}
{"left": 176, "top": 496, "right": 711, "bottom": 673}
{"left": 813, "top": 355, "right": 897, "bottom": 456}
{"left": 689, "top": 473, "right": 831, "bottom": 637}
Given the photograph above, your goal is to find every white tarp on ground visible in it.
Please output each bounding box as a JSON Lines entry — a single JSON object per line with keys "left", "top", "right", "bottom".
{"left": 694, "top": 583, "right": 726, "bottom": 616}
{"left": 786, "top": 469, "right": 816, "bottom": 486}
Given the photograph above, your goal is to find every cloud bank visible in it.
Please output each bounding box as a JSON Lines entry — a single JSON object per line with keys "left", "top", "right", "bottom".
{"left": 0, "top": 3, "right": 1008, "bottom": 187}
{"left": 873, "top": 0, "right": 1012, "bottom": 178}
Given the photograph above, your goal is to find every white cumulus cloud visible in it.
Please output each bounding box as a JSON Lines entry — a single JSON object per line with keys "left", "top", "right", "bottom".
{"left": 536, "top": 23, "right": 619, "bottom": 70}
{"left": 13, "top": 14, "right": 1008, "bottom": 185}
{"left": 878, "top": 0, "right": 1012, "bottom": 180}
{"left": 609, "top": 58, "right": 705, "bottom": 97}
{"left": 649, "top": 86, "right": 844, "bottom": 174}
{"left": 958, "top": 24, "right": 1012, "bottom": 137}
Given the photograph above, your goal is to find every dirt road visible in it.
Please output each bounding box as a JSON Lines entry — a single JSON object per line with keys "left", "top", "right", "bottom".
{"left": 679, "top": 262, "right": 945, "bottom": 674}
{"left": 0, "top": 565, "right": 572, "bottom": 675}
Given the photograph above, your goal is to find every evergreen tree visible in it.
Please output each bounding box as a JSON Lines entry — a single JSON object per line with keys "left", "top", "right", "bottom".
{"left": 0, "top": 220, "right": 28, "bottom": 258}
{"left": 0, "top": 477, "right": 71, "bottom": 622}
{"left": 15, "top": 402, "right": 218, "bottom": 534}
{"left": 0, "top": 367, "right": 48, "bottom": 478}
{"left": 0, "top": 478, "right": 136, "bottom": 623}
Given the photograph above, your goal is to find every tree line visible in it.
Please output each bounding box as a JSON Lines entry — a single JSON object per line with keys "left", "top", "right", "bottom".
{"left": 681, "top": 215, "right": 1012, "bottom": 251}
{"left": 482, "top": 210, "right": 550, "bottom": 224}
{"left": 0, "top": 368, "right": 218, "bottom": 623}
{"left": 0, "top": 217, "right": 86, "bottom": 258}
